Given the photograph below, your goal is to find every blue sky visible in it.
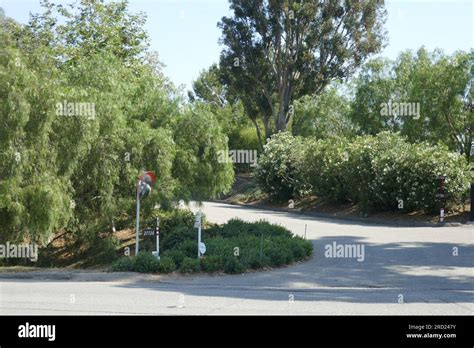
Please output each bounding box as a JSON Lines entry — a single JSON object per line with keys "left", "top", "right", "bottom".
{"left": 1, "top": 0, "right": 472, "bottom": 91}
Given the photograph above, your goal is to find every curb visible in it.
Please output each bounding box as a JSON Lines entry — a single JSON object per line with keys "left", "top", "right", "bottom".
{"left": 0, "top": 270, "right": 163, "bottom": 282}
{"left": 210, "top": 200, "right": 467, "bottom": 228}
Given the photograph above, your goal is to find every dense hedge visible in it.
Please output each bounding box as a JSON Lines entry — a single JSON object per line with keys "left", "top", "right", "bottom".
{"left": 111, "top": 213, "right": 313, "bottom": 274}
{"left": 256, "top": 132, "right": 472, "bottom": 213}
{"left": 255, "top": 132, "right": 308, "bottom": 199}
{"left": 111, "top": 253, "right": 176, "bottom": 273}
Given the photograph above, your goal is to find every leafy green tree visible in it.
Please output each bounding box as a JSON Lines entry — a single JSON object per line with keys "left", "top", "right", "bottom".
{"left": 396, "top": 49, "right": 473, "bottom": 161}
{"left": 0, "top": 24, "right": 72, "bottom": 244}
{"left": 24, "top": 0, "right": 149, "bottom": 67}
{"left": 189, "top": 64, "right": 261, "bottom": 154}
{"left": 349, "top": 58, "right": 396, "bottom": 133}
{"left": 218, "top": 0, "right": 387, "bottom": 144}
{"left": 0, "top": 0, "right": 234, "bottom": 248}
{"left": 350, "top": 48, "right": 473, "bottom": 161}
{"left": 291, "top": 85, "right": 357, "bottom": 139}
{"left": 172, "top": 104, "right": 234, "bottom": 201}
{"left": 189, "top": 63, "right": 228, "bottom": 108}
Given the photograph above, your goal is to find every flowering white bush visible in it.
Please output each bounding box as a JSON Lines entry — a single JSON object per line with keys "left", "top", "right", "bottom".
{"left": 257, "top": 132, "right": 472, "bottom": 212}
{"left": 255, "top": 132, "right": 308, "bottom": 199}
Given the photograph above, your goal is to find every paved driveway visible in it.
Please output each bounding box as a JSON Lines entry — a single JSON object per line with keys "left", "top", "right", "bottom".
{"left": 0, "top": 201, "right": 472, "bottom": 315}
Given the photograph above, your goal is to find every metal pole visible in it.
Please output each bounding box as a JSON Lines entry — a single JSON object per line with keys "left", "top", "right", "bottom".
{"left": 440, "top": 176, "right": 446, "bottom": 223}
{"left": 156, "top": 217, "right": 160, "bottom": 260}
{"left": 198, "top": 224, "right": 201, "bottom": 258}
{"left": 470, "top": 183, "right": 474, "bottom": 222}
{"left": 135, "top": 180, "right": 140, "bottom": 256}
{"left": 196, "top": 211, "right": 202, "bottom": 258}
{"left": 437, "top": 175, "right": 446, "bottom": 223}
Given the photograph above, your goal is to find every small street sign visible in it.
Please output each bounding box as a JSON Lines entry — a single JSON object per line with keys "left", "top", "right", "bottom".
{"left": 199, "top": 242, "right": 206, "bottom": 255}
{"left": 194, "top": 213, "right": 202, "bottom": 228}
{"left": 142, "top": 228, "right": 155, "bottom": 236}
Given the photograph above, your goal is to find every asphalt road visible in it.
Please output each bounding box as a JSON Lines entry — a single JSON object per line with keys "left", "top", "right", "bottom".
{"left": 0, "top": 201, "right": 473, "bottom": 315}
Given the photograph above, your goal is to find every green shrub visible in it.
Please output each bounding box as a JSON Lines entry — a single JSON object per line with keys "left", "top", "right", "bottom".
{"left": 81, "top": 235, "right": 120, "bottom": 266}
{"left": 156, "top": 209, "right": 196, "bottom": 244}
{"left": 161, "top": 225, "right": 196, "bottom": 250}
{"left": 175, "top": 239, "right": 198, "bottom": 258}
{"left": 110, "top": 254, "right": 176, "bottom": 273}
{"left": 200, "top": 255, "right": 224, "bottom": 273}
{"left": 207, "top": 218, "right": 248, "bottom": 238}
{"left": 255, "top": 132, "right": 308, "bottom": 199}
{"left": 250, "top": 220, "right": 293, "bottom": 238}
{"left": 338, "top": 133, "right": 472, "bottom": 212}
{"left": 227, "top": 125, "right": 261, "bottom": 173}
{"left": 205, "top": 236, "right": 234, "bottom": 257}
{"left": 256, "top": 132, "right": 473, "bottom": 213}
{"left": 134, "top": 252, "right": 160, "bottom": 273}
{"left": 157, "top": 256, "right": 176, "bottom": 273}
{"left": 301, "top": 137, "right": 351, "bottom": 202}
{"left": 289, "top": 238, "right": 308, "bottom": 260}
{"left": 208, "top": 218, "right": 292, "bottom": 239}
{"left": 300, "top": 238, "right": 313, "bottom": 258}
{"left": 110, "top": 211, "right": 313, "bottom": 274}
{"left": 239, "top": 248, "right": 268, "bottom": 269}
{"left": 179, "top": 257, "right": 201, "bottom": 273}
{"left": 265, "top": 245, "right": 288, "bottom": 267}
{"left": 162, "top": 249, "right": 186, "bottom": 267}
{"left": 223, "top": 256, "right": 245, "bottom": 274}
{"left": 158, "top": 209, "right": 196, "bottom": 231}
{"left": 228, "top": 125, "right": 261, "bottom": 154}
{"left": 110, "top": 257, "right": 134, "bottom": 272}
{"left": 207, "top": 220, "right": 312, "bottom": 272}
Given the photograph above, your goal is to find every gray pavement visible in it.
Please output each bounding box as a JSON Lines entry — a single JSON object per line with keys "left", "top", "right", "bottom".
{"left": 0, "top": 201, "right": 473, "bottom": 315}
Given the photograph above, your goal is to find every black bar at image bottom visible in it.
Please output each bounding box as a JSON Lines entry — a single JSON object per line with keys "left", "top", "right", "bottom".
{"left": 0, "top": 315, "right": 472, "bottom": 346}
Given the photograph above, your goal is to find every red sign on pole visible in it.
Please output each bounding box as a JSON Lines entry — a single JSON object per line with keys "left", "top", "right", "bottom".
{"left": 139, "top": 171, "right": 156, "bottom": 185}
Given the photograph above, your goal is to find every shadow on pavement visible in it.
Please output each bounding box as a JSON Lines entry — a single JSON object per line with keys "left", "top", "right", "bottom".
{"left": 114, "top": 235, "right": 474, "bottom": 304}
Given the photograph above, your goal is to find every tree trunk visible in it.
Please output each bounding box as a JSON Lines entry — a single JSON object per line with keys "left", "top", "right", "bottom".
{"left": 263, "top": 116, "right": 272, "bottom": 140}
{"left": 276, "top": 104, "right": 286, "bottom": 132}
{"left": 251, "top": 118, "right": 264, "bottom": 151}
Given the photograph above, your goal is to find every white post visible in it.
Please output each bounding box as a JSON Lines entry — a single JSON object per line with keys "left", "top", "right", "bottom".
{"left": 198, "top": 225, "right": 201, "bottom": 258}
{"left": 135, "top": 180, "right": 140, "bottom": 256}
{"left": 196, "top": 210, "right": 202, "bottom": 258}
{"left": 156, "top": 217, "right": 160, "bottom": 260}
